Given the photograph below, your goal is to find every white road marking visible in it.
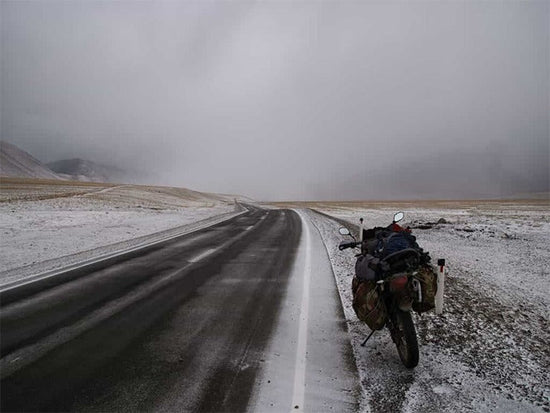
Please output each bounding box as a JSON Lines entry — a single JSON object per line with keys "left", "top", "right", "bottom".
{"left": 245, "top": 225, "right": 254, "bottom": 231}
{"left": 290, "top": 210, "right": 312, "bottom": 411}
{"left": 188, "top": 248, "right": 217, "bottom": 263}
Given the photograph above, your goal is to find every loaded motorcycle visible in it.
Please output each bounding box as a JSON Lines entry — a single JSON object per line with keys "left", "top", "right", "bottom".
{"left": 338, "top": 212, "right": 445, "bottom": 369}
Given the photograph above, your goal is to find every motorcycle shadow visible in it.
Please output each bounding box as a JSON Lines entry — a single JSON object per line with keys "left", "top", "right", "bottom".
{"left": 352, "top": 325, "right": 417, "bottom": 412}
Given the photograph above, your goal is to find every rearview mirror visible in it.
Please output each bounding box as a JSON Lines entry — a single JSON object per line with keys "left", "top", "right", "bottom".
{"left": 393, "top": 212, "right": 404, "bottom": 223}
{"left": 339, "top": 227, "right": 350, "bottom": 236}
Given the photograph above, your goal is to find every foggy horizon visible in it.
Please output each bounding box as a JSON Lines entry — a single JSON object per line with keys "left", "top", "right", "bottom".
{"left": 1, "top": 1, "right": 548, "bottom": 201}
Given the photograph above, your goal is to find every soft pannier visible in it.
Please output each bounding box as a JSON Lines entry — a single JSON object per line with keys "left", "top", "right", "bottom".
{"left": 411, "top": 265, "right": 438, "bottom": 313}
{"left": 352, "top": 278, "right": 388, "bottom": 330}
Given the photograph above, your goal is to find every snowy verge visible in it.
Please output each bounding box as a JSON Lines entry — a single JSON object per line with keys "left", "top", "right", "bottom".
{"left": 0, "top": 192, "right": 244, "bottom": 285}
{"left": 305, "top": 205, "right": 548, "bottom": 413}
{"left": 0, "top": 205, "right": 245, "bottom": 288}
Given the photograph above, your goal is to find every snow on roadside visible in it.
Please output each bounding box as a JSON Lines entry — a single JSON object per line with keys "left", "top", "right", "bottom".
{"left": 0, "top": 185, "right": 238, "bottom": 284}
{"left": 306, "top": 203, "right": 549, "bottom": 413}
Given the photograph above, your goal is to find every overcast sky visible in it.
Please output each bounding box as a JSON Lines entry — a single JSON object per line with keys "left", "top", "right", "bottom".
{"left": 1, "top": 0, "right": 548, "bottom": 200}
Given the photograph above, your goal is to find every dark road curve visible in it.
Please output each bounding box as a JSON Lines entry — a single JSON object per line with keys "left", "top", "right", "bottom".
{"left": 1, "top": 206, "right": 301, "bottom": 412}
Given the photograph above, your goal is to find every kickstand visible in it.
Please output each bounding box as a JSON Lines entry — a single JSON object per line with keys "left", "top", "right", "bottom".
{"left": 360, "top": 330, "right": 376, "bottom": 347}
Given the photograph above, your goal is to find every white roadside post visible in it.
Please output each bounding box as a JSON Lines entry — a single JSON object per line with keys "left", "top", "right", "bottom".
{"left": 359, "top": 218, "right": 364, "bottom": 242}
{"left": 435, "top": 258, "right": 446, "bottom": 314}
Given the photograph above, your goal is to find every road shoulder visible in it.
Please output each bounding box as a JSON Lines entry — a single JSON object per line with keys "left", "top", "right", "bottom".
{"left": 249, "top": 209, "right": 361, "bottom": 412}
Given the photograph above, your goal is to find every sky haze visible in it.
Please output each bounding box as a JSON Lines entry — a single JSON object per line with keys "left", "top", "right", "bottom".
{"left": 1, "top": 1, "right": 548, "bottom": 200}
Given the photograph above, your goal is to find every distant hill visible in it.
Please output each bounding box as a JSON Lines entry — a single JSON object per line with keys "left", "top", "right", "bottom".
{"left": 0, "top": 141, "right": 254, "bottom": 202}
{"left": 46, "top": 158, "right": 126, "bottom": 183}
{"left": 0, "top": 141, "right": 61, "bottom": 180}
{"left": 0, "top": 141, "right": 126, "bottom": 184}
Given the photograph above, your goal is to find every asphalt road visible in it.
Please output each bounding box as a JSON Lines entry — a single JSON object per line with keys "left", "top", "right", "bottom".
{"left": 1, "top": 207, "right": 359, "bottom": 412}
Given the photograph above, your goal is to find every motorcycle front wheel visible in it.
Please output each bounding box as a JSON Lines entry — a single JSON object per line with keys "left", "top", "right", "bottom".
{"left": 391, "top": 310, "right": 419, "bottom": 368}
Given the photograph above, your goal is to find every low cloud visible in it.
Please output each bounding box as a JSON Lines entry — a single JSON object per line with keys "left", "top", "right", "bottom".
{"left": 1, "top": 1, "right": 548, "bottom": 200}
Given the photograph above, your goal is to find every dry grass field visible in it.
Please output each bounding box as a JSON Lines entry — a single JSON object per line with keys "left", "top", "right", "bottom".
{"left": 0, "top": 176, "right": 238, "bottom": 206}
{"left": 270, "top": 198, "right": 549, "bottom": 211}
{"left": 0, "top": 177, "right": 115, "bottom": 202}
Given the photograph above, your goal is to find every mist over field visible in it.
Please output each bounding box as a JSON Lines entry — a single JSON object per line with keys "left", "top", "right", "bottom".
{"left": 1, "top": 1, "right": 548, "bottom": 200}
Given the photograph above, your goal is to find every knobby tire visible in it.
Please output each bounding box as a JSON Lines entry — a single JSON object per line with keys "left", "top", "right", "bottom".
{"left": 392, "top": 310, "right": 419, "bottom": 369}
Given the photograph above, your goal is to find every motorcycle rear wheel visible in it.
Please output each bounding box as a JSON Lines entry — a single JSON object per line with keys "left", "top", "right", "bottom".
{"left": 391, "top": 310, "right": 419, "bottom": 368}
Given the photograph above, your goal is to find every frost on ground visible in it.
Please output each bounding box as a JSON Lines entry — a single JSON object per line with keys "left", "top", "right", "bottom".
{"left": 0, "top": 180, "right": 239, "bottom": 284}
{"left": 305, "top": 200, "right": 549, "bottom": 413}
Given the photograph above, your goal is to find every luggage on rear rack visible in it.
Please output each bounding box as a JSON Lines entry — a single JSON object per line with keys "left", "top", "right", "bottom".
{"left": 375, "top": 231, "right": 420, "bottom": 258}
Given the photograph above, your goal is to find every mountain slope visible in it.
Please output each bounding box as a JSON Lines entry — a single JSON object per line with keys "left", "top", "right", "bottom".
{"left": 46, "top": 158, "right": 125, "bottom": 183}
{"left": 0, "top": 141, "right": 61, "bottom": 180}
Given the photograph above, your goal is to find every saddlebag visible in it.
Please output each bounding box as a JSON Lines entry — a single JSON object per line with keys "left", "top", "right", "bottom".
{"left": 352, "top": 278, "right": 387, "bottom": 330}
{"left": 412, "top": 265, "right": 438, "bottom": 313}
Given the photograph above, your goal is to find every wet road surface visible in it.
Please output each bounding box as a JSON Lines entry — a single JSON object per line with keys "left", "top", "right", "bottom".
{"left": 1, "top": 207, "right": 359, "bottom": 412}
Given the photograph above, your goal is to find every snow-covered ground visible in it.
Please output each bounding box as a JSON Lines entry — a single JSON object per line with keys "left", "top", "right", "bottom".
{"left": 0, "top": 182, "right": 239, "bottom": 285}
{"left": 305, "top": 201, "right": 549, "bottom": 412}
{"left": 2, "top": 184, "right": 548, "bottom": 412}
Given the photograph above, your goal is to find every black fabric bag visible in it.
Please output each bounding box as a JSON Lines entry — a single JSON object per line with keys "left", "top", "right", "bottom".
{"left": 355, "top": 254, "right": 378, "bottom": 281}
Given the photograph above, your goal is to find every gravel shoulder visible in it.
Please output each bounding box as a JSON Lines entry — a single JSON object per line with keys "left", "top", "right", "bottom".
{"left": 305, "top": 201, "right": 549, "bottom": 413}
